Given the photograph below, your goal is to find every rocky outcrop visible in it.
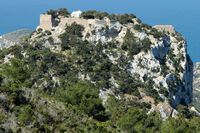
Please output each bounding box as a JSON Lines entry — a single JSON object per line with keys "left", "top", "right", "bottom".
{"left": 193, "top": 63, "right": 200, "bottom": 111}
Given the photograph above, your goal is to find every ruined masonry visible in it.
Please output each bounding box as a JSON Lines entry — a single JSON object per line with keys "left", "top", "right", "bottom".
{"left": 40, "top": 14, "right": 53, "bottom": 31}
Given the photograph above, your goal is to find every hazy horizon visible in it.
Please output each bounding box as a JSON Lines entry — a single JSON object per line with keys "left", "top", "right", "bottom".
{"left": 0, "top": 0, "right": 200, "bottom": 62}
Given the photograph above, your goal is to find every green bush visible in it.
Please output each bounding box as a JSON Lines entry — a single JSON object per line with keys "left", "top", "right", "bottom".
{"left": 141, "top": 38, "right": 151, "bottom": 52}
{"left": 149, "top": 28, "right": 164, "bottom": 39}
{"left": 0, "top": 46, "right": 23, "bottom": 60}
{"left": 45, "top": 30, "right": 52, "bottom": 35}
{"left": 122, "top": 30, "right": 151, "bottom": 57}
{"left": 65, "top": 23, "right": 84, "bottom": 37}
{"left": 143, "top": 79, "right": 163, "bottom": 102}
{"left": 122, "top": 29, "right": 136, "bottom": 51}
{"left": 81, "top": 10, "right": 136, "bottom": 24}
{"left": 1, "top": 58, "right": 32, "bottom": 90}
{"left": 0, "top": 113, "right": 6, "bottom": 124}
{"left": 188, "top": 117, "right": 200, "bottom": 131}
{"left": 117, "top": 108, "right": 146, "bottom": 133}
{"left": 177, "top": 104, "right": 193, "bottom": 119}
{"left": 47, "top": 8, "right": 70, "bottom": 18}
{"left": 59, "top": 23, "right": 84, "bottom": 51}
{"left": 18, "top": 105, "right": 34, "bottom": 126}
{"left": 159, "top": 86, "right": 169, "bottom": 97}
{"left": 109, "top": 14, "right": 136, "bottom": 24}
{"left": 118, "top": 77, "right": 142, "bottom": 96}
{"left": 81, "top": 10, "right": 109, "bottom": 19}
{"left": 57, "top": 81, "right": 108, "bottom": 121}
{"left": 134, "top": 24, "right": 143, "bottom": 31}
{"left": 160, "top": 117, "right": 189, "bottom": 133}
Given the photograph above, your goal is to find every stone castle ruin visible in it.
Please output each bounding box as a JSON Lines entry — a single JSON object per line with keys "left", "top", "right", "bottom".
{"left": 40, "top": 14, "right": 53, "bottom": 31}
{"left": 39, "top": 11, "right": 112, "bottom": 32}
{"left": 37, "top": 10, "right": 129, "bottom": 45}
{"left": 39, "top": 10, "right": 176, "bottom": 37}
{"left": 153, "top": 25, "right": 175, "bottom": 34}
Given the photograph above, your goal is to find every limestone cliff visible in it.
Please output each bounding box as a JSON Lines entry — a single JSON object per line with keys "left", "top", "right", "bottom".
{"left": 31, "top": 10, "right": 193, "bottom": 118}
{"left": 193, "top": 63, "right": 200, "bottom": 110}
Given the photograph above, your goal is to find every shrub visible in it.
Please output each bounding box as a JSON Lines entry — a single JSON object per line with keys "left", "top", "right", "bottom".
{"left": 118, "top": 78, "right": 142, "bottom": 96}
{"left": 159, "top": 86, "right": 169, "bottom": 97}
{"left": 188, "top": 117, "right": 200, "bottom": 131}
{"left": 81, "top": 10, "right": 109, "bottom": 19}
{"left": 1, "top": 58, "right": 31, "bottom": 89}
{"left": 47, "top": 8, "right": 70, "bottom": 18}
{"left": 65, "top": 23, "right": 84, "bottom": 37}
{"left": 141, "top": 38, "right": 151, "bottom": 52}
{"left": 160, "top": 117, "right": 189, "bottom": 133}
{"left": 37, "top": 28, "right": 43, "bottom": 33}
{"left": 177, "top": 104, "right": 193, "bottom": 118}
{"left": 143, "top": 112, "right": 162, "bottom": 132}
{"left": 59, "top": 23, "right": 84, "bottom": 51}
{"left": 144, "top": 80, "right": 162, "bottom": 102}
{"left": 18, "top": 105, "right": 34, "bottom": 126}
{"left": 117, "top": 108, "right": 146, "bottom": 133}
{"left": 175, "top": 33, "right": 184, "bottom": 42}
{"left": 0, "top": 113, "right": 6, "bottom": 124}
{"left": 109, "top": 14, "right": 136, "bottom": 24}
{"left": 122, "top": 29, "right": 137, "bottom": 51}
{"left": 45, "top": 30, "right": 52, "bottom": 35}
{"left": 134, "top": 24, "right": 143, "bottom": 32}
{"left": 57, "top": 81, "right": 108, "bottom": 121}
{"left": 81, "top": 10, "right": 136, "bottom": 24}
{"left": 149, "top": 28, "right": 163, "bottom": 39}
{"left": 122, "top": 30, "right": 151, "bottom": 57}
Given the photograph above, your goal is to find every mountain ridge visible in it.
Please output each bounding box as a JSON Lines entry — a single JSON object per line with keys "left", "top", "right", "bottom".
{"left": 0, "top": 29, "right": 32, "bottom": 49}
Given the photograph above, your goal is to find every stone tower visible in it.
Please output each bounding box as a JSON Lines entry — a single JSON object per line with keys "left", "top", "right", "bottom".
{"left": 40, "top": 14, "right": 53, "bottom": 31}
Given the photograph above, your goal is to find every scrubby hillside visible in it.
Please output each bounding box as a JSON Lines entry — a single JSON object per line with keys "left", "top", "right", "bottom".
{"left": 0, "top": 9, "right": 199, "bottom": 132}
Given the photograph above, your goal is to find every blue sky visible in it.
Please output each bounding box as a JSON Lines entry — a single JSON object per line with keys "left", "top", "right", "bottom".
{"left": 0, "top": 0, "right": 200, "bottom": 62}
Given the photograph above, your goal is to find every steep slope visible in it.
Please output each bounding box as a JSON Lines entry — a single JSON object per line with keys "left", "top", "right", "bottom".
{"left": 0, "top": 9, "right": 198, "bottom": 132}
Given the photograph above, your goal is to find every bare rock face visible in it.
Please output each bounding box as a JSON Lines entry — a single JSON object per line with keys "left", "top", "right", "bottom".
{"left": 193, "top": 63, "right": 200, "bottom": 111}
{"left": 157, "top": 102, "right": 173, "bottom": 120}
{"left": 0, "top": 37, "right": 16, "bottom": 49}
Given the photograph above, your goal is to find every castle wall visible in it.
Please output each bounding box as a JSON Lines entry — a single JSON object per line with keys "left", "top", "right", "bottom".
{"left": 59, "top": 17, "right": 94, "bottom": 29}
{"left": 40, "top": 14, "right": 52, "bottom": 31}
{"left": 153, "top": 25, "right": 175, "bottom": 34}
{"left": 59, "top": 17, "right": 107, "bottom": 29}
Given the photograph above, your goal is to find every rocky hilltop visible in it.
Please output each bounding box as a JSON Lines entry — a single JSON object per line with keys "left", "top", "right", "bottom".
{"left": 0, "top": 9, "right": 198, "bottom": 132}
{"left": 35, "top": 10, "right": 193, "bottom": 108}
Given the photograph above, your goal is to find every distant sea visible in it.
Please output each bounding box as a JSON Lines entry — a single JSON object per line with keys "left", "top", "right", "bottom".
{"left": 0, "top": 0, "right": 199, "bottom": 62}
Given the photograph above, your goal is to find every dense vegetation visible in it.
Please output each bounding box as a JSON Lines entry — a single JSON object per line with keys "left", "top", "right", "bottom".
{"left": 81, "top": 10, "right": 136, "bottom": 24}
{"left": 47, "top": 8, "right": 70, "bottom": 18}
